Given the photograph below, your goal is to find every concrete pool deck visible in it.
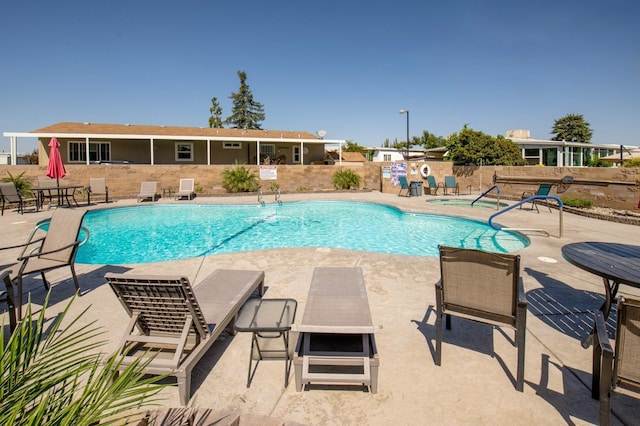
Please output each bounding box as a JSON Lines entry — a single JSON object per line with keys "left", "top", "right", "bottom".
{"left": 1, "top": 191, "right": 639, "bottom": 425}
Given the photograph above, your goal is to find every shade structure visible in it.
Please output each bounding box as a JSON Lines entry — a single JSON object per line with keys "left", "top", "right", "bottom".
{"left": 46, "top": 137, "right": 66, "bottom": 184}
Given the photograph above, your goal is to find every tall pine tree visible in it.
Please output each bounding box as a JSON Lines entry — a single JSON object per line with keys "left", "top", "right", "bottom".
{"left": 551, "top": 114, "right": 593, "bottom": 142}
{"left": 224, "top": 71, "right": 265, "bottom": 129}
{"left": 208, "top": 97, "right": 223, "bottom": 128}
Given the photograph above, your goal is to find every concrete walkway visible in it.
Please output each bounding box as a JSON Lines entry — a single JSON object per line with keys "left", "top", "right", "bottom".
{"left": 2, "top": 191, "right": 639, "bottom": 425}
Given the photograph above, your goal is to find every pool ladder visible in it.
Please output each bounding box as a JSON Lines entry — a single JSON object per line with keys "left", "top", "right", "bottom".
{"left": 488, "top": 195, "right": 564, "bottom": 238}
{"left": 471, "top": 185, "right": 501, "bottom": 209}
{"left": 258, "top": 188, "right": 282, "bottom": 206}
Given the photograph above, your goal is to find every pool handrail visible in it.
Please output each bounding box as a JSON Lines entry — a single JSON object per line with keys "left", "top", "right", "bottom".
{"left": 472, "top": 185, "right": 501, "bottom": 209}
{"left": 488, "top": 195, "right": 563, "bottom": 238}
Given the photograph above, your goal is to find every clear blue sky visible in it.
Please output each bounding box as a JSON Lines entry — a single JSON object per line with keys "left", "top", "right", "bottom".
{"left": 1, "top": 0, "right": 639, "bottom": 153}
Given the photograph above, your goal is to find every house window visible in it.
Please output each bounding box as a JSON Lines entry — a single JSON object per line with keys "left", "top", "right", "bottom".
{"left": 292, "top": 146, "right": 301, "bottom": 164}
{"left": 175, "top": 142, "right": 193, "bottom": 161}
{"left": 259, "top": 144, "right": 276, "bottom": 163}
{"left": 68, "top": 141, "right": 111, "bottom": 163}
{"left": 383, "top": 154, "right": 392, "bottom": 161}
{"left": 223, "top": 142, "right": 242, "bottom": 149}
{"left": 523, "top": 148, "right": 541, "bottom": 165}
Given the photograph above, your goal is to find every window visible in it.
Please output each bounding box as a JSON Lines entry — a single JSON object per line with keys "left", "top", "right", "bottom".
{"left": 292, "top": 146, "right": 301, "bottom": 164}
{"left": 223, "top": 142, "right": 242, "bottom": 149}
{"left": 383, "top": 154, "right": 392, "bottom": 161}
{"left": 523, "top": 148, "right": 541, "bottom": 165}
{"left": 259, "top": 144, "right": 276, "bottom": 163}
{"left": 175, "top": 142, "right": 193, "bottom": 161}
{"left": 68, "top": 141, "right": 111, "bottom": 163}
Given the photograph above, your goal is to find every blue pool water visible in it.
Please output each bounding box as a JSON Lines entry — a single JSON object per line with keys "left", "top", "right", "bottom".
{"left": 76, "top": 201, "right": 529, "bottom": 264}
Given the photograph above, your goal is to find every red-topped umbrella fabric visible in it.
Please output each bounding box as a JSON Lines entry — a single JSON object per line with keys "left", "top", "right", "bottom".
{"left": 46, "top": 137, "right": 66, "bottom": 185}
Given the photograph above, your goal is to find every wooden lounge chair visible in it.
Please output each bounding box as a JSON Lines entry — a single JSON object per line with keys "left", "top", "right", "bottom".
{"left": 137, "top": 181, "right": 159, "bottom": 202}
{"left": 520, "top": 183, "right": 553, "bottom": 213}
{"left": 9, "top": 208, "right": 89, "bottom": 320}
{"left": 443, "top": 175, "right": 459, "bottom": 195}
{"left": 0, "top": 182, "right": 37, "bottom": 215}
{"left": 425, "top": 176, "right": 443, "bottom": 195}
{"left": 174, "top": 178, "right": 196, "bottom": 200}
{"left": 435, "top": 245, "right": 527, "bottom": 392}
{"left": 105, "top": 269, "right": 265, "bottom": 405}
{"left": 87, "top": 178, "right": 109, "bottom": 204}
{"left": 398, "top": 176, "right": 411, "bottom": 197}
{"left": 593, "top": 297, "right": 640, "bottom": 426}
{"left": 292, "top": 267, "right": 381, "bottom": 393}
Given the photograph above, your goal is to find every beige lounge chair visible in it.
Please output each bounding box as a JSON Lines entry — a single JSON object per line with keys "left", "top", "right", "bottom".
{"left": 105, "top": 269, "right": 265, "bottom": 405}
{"left": 292, "top": 267, "right": 381, "bottom": 393}
{"left": 137, "top": 181, "right": 158, "bottom": 202}
{"left": 0, "top": 182, "right": 37, "bottom": 215}
{"left": 87, "top": 178, "right": 109, "bottom": 204}
{"left": 435, "top": 245, "right": 527, "bottom": 392}
{"left": 174, "top": 178, "right": 196, "bottom": 200}
{"left": 8, "top": 208, "right": 89, "bottom": 320}
{"left": 593, "top": 296, "right": 640, "bottom": 425}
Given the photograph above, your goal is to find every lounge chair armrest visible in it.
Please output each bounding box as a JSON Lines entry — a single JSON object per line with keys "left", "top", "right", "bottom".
{"left": 594, "top": 310, "right": 612, "bottom": 355}
{"left": 17, "top": 240, "right": 80, "bottom": 261}
{"left": 0, "top": 239, "right": 41, "bottom": 252}
{"left": 517, "top": 278, "right": 528, "bottom": 307}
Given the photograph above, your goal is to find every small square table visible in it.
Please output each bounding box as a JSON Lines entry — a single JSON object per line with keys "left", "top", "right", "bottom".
{"left": 234, "top": 298, "right": 297, "bottom": 387}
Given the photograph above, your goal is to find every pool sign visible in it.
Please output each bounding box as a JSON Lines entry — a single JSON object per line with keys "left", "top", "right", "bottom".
{"left": 260, "top": 165, "right": 277, "bottom": 180}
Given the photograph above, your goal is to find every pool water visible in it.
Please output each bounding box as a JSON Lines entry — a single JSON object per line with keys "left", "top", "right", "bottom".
{"left": 425, "top": 199, "right": 509, "bottom": 209}
{"left": 76, "top": 201, "right": 528, "bottom": 264}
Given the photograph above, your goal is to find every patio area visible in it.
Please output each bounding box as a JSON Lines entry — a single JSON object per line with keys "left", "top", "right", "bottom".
{"left": 2, "top": 191, "right": 639, "bottom": 425}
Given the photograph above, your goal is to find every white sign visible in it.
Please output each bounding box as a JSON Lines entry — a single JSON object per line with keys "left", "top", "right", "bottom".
{"left": 259, "top": 165, "right": 277, "bottom": 180}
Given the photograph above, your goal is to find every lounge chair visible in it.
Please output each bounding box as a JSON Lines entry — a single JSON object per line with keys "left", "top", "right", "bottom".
{"left": 520, "top": 183, "right": 553, "bottom": 213}
{"left": 105, "top": 269, "right": 265, "bottom": 405}
{"left": 1, "top": 269, "right": 17, "bottom": 332}
{"left": 8, "top": 208, "right": 89, "bottom": 321}
{"left": 425, "top": 176, "right": 443, "bottom": 195}
{"left": 174, "top": 178, "right": 196, "bottom": 200}
{"left": 593, "top": 297, "right": 640, "bottom": 426}
{"left": 137, "top": 181, "right": 159, "bottom": 202}
{"left": 443, "top": 175, "right": 459, "bottom": 195}
{"left": 36, "top": 177, "right": 58, "bottom": 209}
{"left": 435, "top": 245, "right": 527, "bottom": 392}
{"left": 0, "top": 182, "right": 37, "bottom": 215}
{"left": 292, "top": 267, "right": 380, "bottom": 393}
{"left": 87, "top": 178, "right": 109, "bottom": 204}
{"left": 398, "top": 176, "right": 411, "bottom": 197}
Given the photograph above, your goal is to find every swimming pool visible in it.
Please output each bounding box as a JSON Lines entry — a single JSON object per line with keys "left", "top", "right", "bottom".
{"left": 76, "top": 201, "right": 529, "bottom": 264}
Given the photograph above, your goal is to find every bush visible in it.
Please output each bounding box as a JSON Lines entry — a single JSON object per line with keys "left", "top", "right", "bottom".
{"left": 622, "top": 158, "right": 640, "bottom": 168}
{"left": 332, "top": 169, "right": 361, "bottom": 190}
{"left": 560, "top": 196, "right": 594, "bottom": 208}
{"left": 221, "top": 162, "right": 259, "bottom": 193}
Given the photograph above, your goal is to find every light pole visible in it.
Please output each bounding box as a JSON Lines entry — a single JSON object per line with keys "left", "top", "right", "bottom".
{"left": 399, "top": 109, "right": 409, "bottom": 160}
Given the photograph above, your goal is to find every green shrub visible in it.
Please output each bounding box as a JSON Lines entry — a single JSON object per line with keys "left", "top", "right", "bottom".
{"left": 560, "top": 196, "right": 594, "bottom": 208}
{"left": 221, "top": 162, "right": 259, "bottom": 193}
{"left": 332, "top": 169, "right": 361, "bottom": 190}
{"left": 622, "top": 158, "right": 640, "bottom": 168}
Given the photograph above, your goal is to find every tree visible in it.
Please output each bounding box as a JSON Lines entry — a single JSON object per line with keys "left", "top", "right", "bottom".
{"left": 342, "top": 140, "right": 366, "bottom": 152}
{"left": 224, "top": 71, "right": 265, "bottom": 129}
{"left": 551, "top": 114, "right": 593, "bottom": 142}
{"left": 447, "top": 126, "right": 526, "bottom": 166}
{"left": 208, "top": 97, "right": 223, "bottom": 128}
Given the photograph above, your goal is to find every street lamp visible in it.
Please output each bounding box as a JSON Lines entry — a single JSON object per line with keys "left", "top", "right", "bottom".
{"left": 399, "top": 109, "right": 409, "bottom": 160}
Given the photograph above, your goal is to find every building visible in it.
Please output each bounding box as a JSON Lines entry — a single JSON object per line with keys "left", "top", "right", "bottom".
{"left": 3, "top": 122, "right": 346, "bottom": 166}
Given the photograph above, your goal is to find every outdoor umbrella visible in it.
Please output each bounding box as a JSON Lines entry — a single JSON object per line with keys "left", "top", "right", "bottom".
{"left": 46, "top": 137, "right": 66, "bottom": 185}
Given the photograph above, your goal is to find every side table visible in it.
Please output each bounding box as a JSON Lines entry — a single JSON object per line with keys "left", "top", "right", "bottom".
{"left": 234, "top": 298, "right": 297, "bottom": 387}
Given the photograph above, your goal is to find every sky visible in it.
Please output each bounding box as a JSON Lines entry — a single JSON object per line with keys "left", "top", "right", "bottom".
{"left": 1, "top": 0, "right": 639, "bottom": 153}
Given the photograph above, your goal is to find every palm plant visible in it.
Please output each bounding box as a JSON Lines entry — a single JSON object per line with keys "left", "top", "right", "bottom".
{"left": 221, "top": 162, "right": 259, "bottom": 193}
{"left": 0, "top": 295, "right": 167, "bottom": 426}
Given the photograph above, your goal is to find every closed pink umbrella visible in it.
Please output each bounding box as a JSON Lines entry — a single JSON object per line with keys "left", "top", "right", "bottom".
{"left": 46, "top": 137, "right": 66, "bottom": 185}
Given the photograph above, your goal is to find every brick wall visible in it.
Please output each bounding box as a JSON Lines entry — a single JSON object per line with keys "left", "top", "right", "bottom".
{"left": 2, "top": 163, "right": 638, "bottom": 210}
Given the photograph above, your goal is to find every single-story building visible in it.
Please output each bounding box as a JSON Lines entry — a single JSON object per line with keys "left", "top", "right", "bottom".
{"left": 3, "top": 122, "right": 347, "bottom": 166}
{"left": 321, "top": 150, "right": 367, "bottom": 165}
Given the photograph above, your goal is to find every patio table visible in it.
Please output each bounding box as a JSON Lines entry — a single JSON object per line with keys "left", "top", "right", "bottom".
{"left": 561, "top": 242, "right": 640, "bottom": 347}
{"left": 33, "top": 185, "right": 83, "bottom": 209}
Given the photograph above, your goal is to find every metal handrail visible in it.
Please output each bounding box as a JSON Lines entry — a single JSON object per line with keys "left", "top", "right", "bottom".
{"left": 471, "top": 184, "right": 501, "bottom": 208}
{"left": 488, "top": 195, "right": 564, "bottom": 238}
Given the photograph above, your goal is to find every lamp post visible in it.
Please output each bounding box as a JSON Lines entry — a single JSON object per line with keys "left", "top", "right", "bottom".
{"left": 399, "top": 109, "right": 409, "bottom": 160}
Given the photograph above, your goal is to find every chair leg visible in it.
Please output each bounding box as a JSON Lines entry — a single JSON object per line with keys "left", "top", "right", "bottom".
{"left": 516, "top": 318, "right": 526, "bottom": 392}
{"left": 70, "top": 265, "right": 81, "bottom": 295}
{"left": 41, "top": 272, "right": 50, "bottom": 291}
{"left": 435, "top": 312, "right": 442, "bottom": 366}
{"left": 3, "top": 273, "right": 17, "bottom": 332}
